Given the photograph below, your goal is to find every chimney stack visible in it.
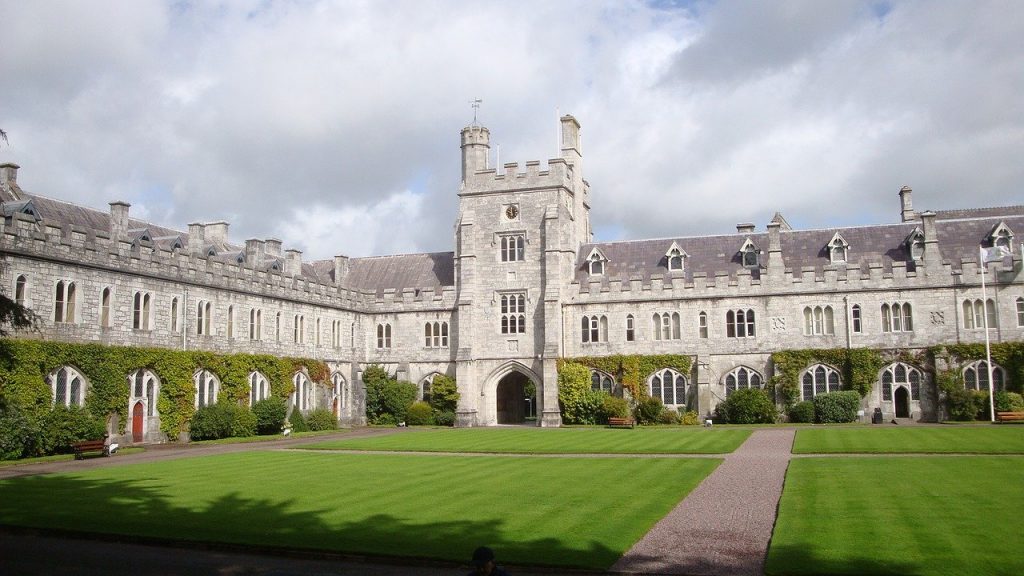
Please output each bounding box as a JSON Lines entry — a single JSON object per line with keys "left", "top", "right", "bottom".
{"left": 0, "top": 163, "right": 19, "bottom": 187}
{"left": 333, "top": 255, "right": 349, "bottom": 285}
{"left": 899, "top": 186, "right": 915, "bottom": 222}
{"left": 736, "top": 223, "right": 756, "bottom": 233}
{"left": 264, "top": 238, "right": 283, "bottom": 257}
{"left": 244, "top": 239, "right": 265, "bottom": 267}
{"left": 109, "top": 201, "right": 130, "bottom": 240}
{"left": 284, "top": 249, "right": 303, "bottom": 277}
{"left": 204, "top": 221, "right": 229, "bottom": 246}
{"left": 188, "top": 223, "right": 205, "bottom": 254}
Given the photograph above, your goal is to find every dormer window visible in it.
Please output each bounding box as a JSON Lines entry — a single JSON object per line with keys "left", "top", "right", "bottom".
{"left": 665, "top": 242, "right": 687, "bottom": 272}
{"left": 904, "top": 228, "right": 925, "bottom": 261}
{"left": 207, "top": 247, "right": 217, "bottom": 257}
{"left": 739, "top": 238, "right": 759, "bottom": 268}
{"left": 989, "top": 222, "right": 1014, "bottom": 253}
{"left": 586, "top": 248, "right": 607, "bottom": 276}
{"left": 235, "top": 253, "right": 245, "bottom": 264}
{"left": 827, "top": 232, "right": 849, "bottom": 264}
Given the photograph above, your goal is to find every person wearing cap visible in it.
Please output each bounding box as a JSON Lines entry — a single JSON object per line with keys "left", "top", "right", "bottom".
{"left": 467, "top": 546, "right": 509, "bottom": 576}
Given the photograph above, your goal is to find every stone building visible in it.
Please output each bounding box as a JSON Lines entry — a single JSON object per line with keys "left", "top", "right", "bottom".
{"left": 0, "top": 115, "right": 1022, "bottom": 443}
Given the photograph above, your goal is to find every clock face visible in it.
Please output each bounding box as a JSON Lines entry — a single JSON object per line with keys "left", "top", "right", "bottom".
{"left": 506, "top": 205, "right": 519, "bottom": 219}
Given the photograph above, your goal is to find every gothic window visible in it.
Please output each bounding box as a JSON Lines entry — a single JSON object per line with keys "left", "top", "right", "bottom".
{"left": 905, "top": 228, "right": 925, "bottom": 261}
{"left": 170, "top": 297, "right": 179, "bottom": 333}
{"left": 54, "top": 280, "right": 77, "bottom": 323}
{"left": 196, "top": 301, "right": 212, "bottom": 335}
{"left": 424, "top": 321, "right": 450, "bottom": 347}
{"left": 625, "top": 314, "right": 635, "bottom": 342}
{"left": 100, "top": 287, "right": 112, "bottom": 328}
{"left": 377, "top": 322, "right": 392, "bottom": 348}
{"left": 15, "top": 274, "right": 26, "bottom": 306}
{"left": 500, "top": 293, "right": 526, "bottom": 334}
{"left": 827, "top": 233, "right": 849, "bottom": 264}
{"left": 249, "top": 371, "right": 270, "bottom": 405}
{"left": 586, "top": 249, "right": 607, "bottom": 276}
{"left": 581, "top": 315, "right": 608, "bottom": 343}
{"left": 332, "top": 320, "right": 341, "bottom": 348}
{"left": 500, "top": 234, "right": 525, "bottom": 262}
{"left": 649, "top": 368, "right": 688, "bottom": 406}
{"left": 665, "top": 243, "right": 687, "bottom": 272}
{"left": 194, "top": 369, "right": 220, "bottom": 408}
{"left": 726, "top": 309, "right": 756, "bottom": 338}
{"left": 291, "top": 372, "right": 313, "bottom": 411}
{"left": 1018, "top": 298, "right": 1024, "bottom": 327}
{"left": 651, "top": 312, "right": 680, "bottom": 340}
{"left": 851, "top": 304, "right": 862, "bottom": 333}
{"left": 590, "top": 371, "right": 615, "bottom": 394}
{"left": 129, "top": 369, "right": 160, "bottom": 417}
{"left": 800, "top": 364, "right": 842, "bottom": 401}
{"left": 963, "top": 361, "right": 1006, "bottom": 392}
{"left": 961, "top": 298, "right": 997, "bottom": 330}
{"left": 275, "top": 312, "right": 281, "bottom": 342}
{"left": 226, "top": 305, "right": 235, "bottom": 339}
{"left": 50, "top": 366, "right": 86, "bottom": 407}
{"left": 802, "top": 305, "right": 835, "bottom": 335}
{"left": 315, "top": 318, "right": 322, "bottom": 346}
{"left": 699, "top": 311, "right": 708, "bottom": 338}
{"left": 989, "top": 222, "right": 1014, "bottom": 253}
{"left": 132, "top": 291, "right": 151, "bottom": 330}
{"left": 333, "top": 372, "right": 346, "bottom": 409}
{"left": 881, "top": 302, "right": 913, "bottom": 332}
{"left": 420, "top": 373, "right": 439, "bottom": 403}
{"left": 293, "top": 314, "right": 304, "bottom": 344}
{"left": 724, "top": 366, "right": 764, "bottom": 397}
{"left": 739, "top": 239, "right": 759, "bottom": 268}
{"left": 881, "top": 362, "right": 922, "bottom": 402}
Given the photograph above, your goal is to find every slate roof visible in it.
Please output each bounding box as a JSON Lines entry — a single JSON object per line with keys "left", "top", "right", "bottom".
{"left": 325, "top": 252, "right": 456, "bottom": 295}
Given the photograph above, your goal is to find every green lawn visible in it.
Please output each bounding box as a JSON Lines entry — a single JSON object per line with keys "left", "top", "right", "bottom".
{"left": 0, "top": 451, "right": 720, "bottom": 569}
{"left": 303, "top": 426, "right": 749, "bottom": 454}
{"left": 767, "top": 457, "right": 1024, "bottom": 575}
{"left": 793, "top": 426, "right": 1024, "bottom": 454}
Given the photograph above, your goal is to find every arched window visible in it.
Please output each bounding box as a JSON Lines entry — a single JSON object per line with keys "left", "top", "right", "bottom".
{"left": 133, "top": 291, "right": 151, "bottom": 330}
{"left": 500, "top": 234, "right": 525, "bottom": 262}
{"left": 1018, "top": 297, "right": 1024, "bottom": 327}
{"left": 851, "top": 304, "right": 862, "bottom": 333}
{"left": 420, "top": 373, "right": 440, "bottom": 403}
{"left": 129, "top": 369, "right": 160, "bottom": 417}
{"left": 698, "top": 311, "right": 708, "bottom": 338}
{"left": 963, "top": 361, "right": 1006, "bottom": 392}
{"left": 292, "top": 372, "right": 313, "bottom": 411}
{"left": 881, "top": 302, "right": 913, "bottom": 332}
{"left": 424, "top": 321, "right": 450, "bottom": 348}
{"left": 249, "top": 308, "right": 261, "bottom": 340}
{"left": 294, "top": 314, "right": 304, "bottom": 344}
{"left": 652, "top": 312, "right": 680, "bottom": 341}
{"left": 226, "top": 305, "right": 234, "bottom": 338}
{"left": 649, "top": 369, "right": 688, "bottom": 406}
{"left": 332, "top": 372, "right": 347, "bottom": 409}
{"left": 315, "top": 317, "right": 322, "bottom": 345}
{"left": 15, "top": 274, "right": 27, "bottom": 306}
{"left": 377, "top": 323, "right": 392, "bottom": 348}
{"left": 590, "top": 370, "right": 615, "bottom": 394}
{"left": 800, "top": 364, "right": 842, "bottom": 401}
{"left": 194, "top": 369, "right": 220, "bottom": 408}
{"left": 100, "top": 287, "right": 112, "bottom": 328}
{"left": 962, "top": 298, "right": 998, "bottom": 330}
{"left": 50, "top": 366, "right": 86, "bottom": 407}
{"left": 802, "top": 306, "right": 835, "bottom": 336}
{"left": 625, "top": 314, "right": 635, "bottom": 341}
{"left": 500, "top": 294, "right": 526, "bottom": 334}
{"left": 249, "top": 371, "right": 270, "bottom": 405}
{"left": 170, "top": 296, "right": 179, "bottom": 333}
{"left": 581, "top": 315, "right": 608, "bottom": 343}
{"left": 726, "top": 309, "right": 755, "bottom": 338}
{"left": 332, "top": 320, "right": 340, "bottom": 348}
{"left": 54, "top": 280, "right": 77, "bottom": 323}
{"left": 880, "top": 362, "right": 922, "bottom": 402}
{"left": 275, "top": 312, "right": 281, "bottom": 342}
{"left": 197, "top": 301, "right": 212, "bottom": 335}
{"left": 724, "top": 367, "right": 764, "bottom": 397}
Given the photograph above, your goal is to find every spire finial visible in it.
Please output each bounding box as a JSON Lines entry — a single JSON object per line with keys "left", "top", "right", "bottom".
{"left": 469, "top": 98, "right": 482, "bottom": 125}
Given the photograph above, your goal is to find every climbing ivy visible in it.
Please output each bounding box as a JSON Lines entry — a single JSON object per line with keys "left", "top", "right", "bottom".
{"left": 770, "top": 348, "right": 886, "bottom": 406}
{"left": 930, "top": 342, "right": 1024, "bottom": 394}
{"left": 558, "top": 354, "right": 692, "bottom": 400}
{"left": 0, "top": 339, "right": 330, "bottom": 438}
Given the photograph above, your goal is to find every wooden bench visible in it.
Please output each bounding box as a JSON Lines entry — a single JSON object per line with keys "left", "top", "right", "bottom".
{"left": 607, "top": 417, "right": 635, "bottom": 429}
{"left": 995, "top": 411, "right": 1024, "bottom": 423}
{"left": 72, "top": 440, "right": 110, "bottom": 460}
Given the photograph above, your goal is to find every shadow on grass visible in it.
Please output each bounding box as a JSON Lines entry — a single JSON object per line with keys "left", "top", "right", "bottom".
{"left": 0, "top": 474, "right": 620, "bottom": 570}
{"left": 766, "top": 544, "right": 931, "bottom": 576}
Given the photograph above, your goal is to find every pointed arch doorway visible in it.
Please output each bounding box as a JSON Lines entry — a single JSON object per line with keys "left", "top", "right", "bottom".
{"left": 496, "top": 371, "right": 532, "bottom": 424}
{"left": 894, "top": 386, "right": 910, "bottom": 418}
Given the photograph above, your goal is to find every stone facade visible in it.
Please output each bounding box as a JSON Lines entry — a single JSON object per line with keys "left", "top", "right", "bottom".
{"left": 1, "top": 114, "right": 1023, "bottom": 442}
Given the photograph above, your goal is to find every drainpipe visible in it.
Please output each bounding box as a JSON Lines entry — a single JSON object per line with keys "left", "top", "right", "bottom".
{"left": 182, "top": 288, "right": 188, "bottom": 351}
{"left": 843, "top": 295, "right": 852, "bottom": 350}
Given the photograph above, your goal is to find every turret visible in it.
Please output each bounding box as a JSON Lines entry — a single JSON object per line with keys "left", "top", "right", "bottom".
{"left": 460, "top": 125, "right": 490, "bottom": 182}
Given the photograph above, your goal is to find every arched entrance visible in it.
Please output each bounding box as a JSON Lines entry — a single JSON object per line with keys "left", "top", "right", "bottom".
{"left": 894, "top": 386, "right": 910, "bottom": 418}
{"left": 132, "top": 402, "right": 144, "bottom": 443}
{"left": 496, "top": 371, "right": 531, "bottom": 424}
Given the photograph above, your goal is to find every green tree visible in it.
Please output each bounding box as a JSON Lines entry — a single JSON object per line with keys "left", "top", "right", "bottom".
{"left": 558, "top": 362, "right": 599, "bottom": 424}
{"left": 428, "top": 375, "right": 459, "bottom": 413}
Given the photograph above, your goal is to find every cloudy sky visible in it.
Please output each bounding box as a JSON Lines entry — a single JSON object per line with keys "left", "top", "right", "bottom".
{"left": 1, "top": 0, "right": 1022, "bottom": 261}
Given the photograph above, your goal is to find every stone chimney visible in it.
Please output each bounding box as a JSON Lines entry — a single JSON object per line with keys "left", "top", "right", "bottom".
{"left": 244, "top": 239, "right": 265, "bottom": 267}
{"left": 109, "top": 201, "right": 130, "bottom": 240}
{"left": 736, "top": 223, "right": 756, "bottom": 233}
{"left": 204, "top": 221, "right": 229, "bottom": 246}
{"left": 920, "top": 210, "right": 942, "bottom": 270}
{"left": 0, "top": 163, "right": 19, "bottom": 187}
{"left": 188, "top": 223, "right": 205, "bottom": 254}
{"left": 333, "top": 255, "right": 349, "bottom": 285}
{"left": 264, "top": 238, "right": 283, "bottom": 257}
{"left": 766, "top": 221, "right": 784, "bottom": 279}
{"left": 899, "top": 186, "right": 916, "bottom": 222}
{"left": 284, "top": 249, "right": 303, "bottom": 276}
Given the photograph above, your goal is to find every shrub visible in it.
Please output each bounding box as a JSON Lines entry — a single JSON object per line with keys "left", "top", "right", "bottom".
{"left": 634, "top": 396, "right": 664, "bottom": 425}
{"left": 681, "top": 410, "right": 701, "bottom": 426}
{"left": 406, "top": 401, "right": 433, "bottom": 426}
{"left": 428, "top": 375, "right": 459, "bottom": 413}
{"left": 558, "top": 362, "right": 599, "bottom": 424}
{"left": 230, "top": 405, "right": 257, "bottom": 437}
{"left": 365, "top": 370, "right": 418, "bottom": 424}
{"left": 40, "top": 405, "right": 106, "bottom": 454}
{"left": 788, "top": 401, "right": 816, "bottom": 423}
{"left": 813, "top": 391, "right": 861, "bottom": 423}
{"left": 190, "top": 403, "right": 234, "bottom": 440}
{"left": 946, "top": 388, "right": 985, "bottom": 421}
{"left": 288, "top": 408, "right": 310, "bottom": 432}
{"left": 252, "top": 397, "right": 288, "bottom": 435}
{"left": 599, "top": 395, "right": 631, "bottom": 423}
{"left": 374, "top": 413, "right": 398, "bottom": 426}
{"left": 657, "top": 410, "right": 681, "bottom": 425}
{"left": 994, "top": 391, "right": 1024, "bottom": 412}
{"left": 0, "top": 405, "right": 41, "bottom": 459}
{"left": 433, "top": 410, "right": 455, "bottom": 426}
{"left": 717, "top": 389, "right": 776, "bottom": 424}
{"left": 306, "top": 408, "right": 337, "bottom": 431}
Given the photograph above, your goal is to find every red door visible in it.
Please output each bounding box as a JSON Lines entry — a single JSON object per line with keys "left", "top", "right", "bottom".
{"left": 132, "top": 402, "right": 144, "bottom": 443}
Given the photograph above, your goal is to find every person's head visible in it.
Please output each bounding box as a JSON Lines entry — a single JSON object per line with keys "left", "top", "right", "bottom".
{"left": 471, "top": 546, "right": 495, "bottom": 575}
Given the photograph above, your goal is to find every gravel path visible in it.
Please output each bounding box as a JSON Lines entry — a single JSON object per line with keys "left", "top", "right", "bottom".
{"left": 611, "top": 429, "right": 795, "bottom": 576}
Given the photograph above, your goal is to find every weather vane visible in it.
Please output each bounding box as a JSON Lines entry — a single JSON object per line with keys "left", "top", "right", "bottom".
{"left": 469, "top": 98, "right": 482, "bottom": 125}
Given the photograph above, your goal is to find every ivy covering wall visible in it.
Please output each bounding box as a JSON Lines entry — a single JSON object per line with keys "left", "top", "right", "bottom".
{"left": 930, "top": 342, "right": 1024, "bottom": 394}
{"left": 0, "top": 339, "right": 330, "bottom": 437}
{"left": 770, "top": 348, "right": 887, "bottom": 405}
{"left": 559, "top": 354, "right": 692, "bottom": 399}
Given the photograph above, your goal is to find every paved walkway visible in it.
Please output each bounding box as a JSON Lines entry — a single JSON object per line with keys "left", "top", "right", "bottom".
{"left": 611, "top": 429, "right": 795, "bottom": 576}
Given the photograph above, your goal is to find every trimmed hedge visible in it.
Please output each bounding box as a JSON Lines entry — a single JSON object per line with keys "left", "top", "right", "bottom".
{"left": 305, "top": 408, "right": 337, "bottom": 431}
{"left": 252, "top": 397, "right": 287, "bottom": 435}
{"left": 717, "top": 389, "right": 776, "bottom": 424}
{"left": 788, "top": 401, "right": 815, "bottom": 423}
{"left": 812, "top": 391, "right": 861, "bottom": 423}
{"left": 190, "top": 403, "right": 257, "bottom": 441}
{"left": 406, "top": 401, "right": 433, "bottom": 426}
{"left": 634, "top": 396, "right": 664, "bottom": 425}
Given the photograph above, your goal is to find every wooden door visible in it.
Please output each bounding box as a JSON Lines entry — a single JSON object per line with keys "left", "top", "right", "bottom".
{"left": 132, "top": 401, "right": 144, "bottom": 443}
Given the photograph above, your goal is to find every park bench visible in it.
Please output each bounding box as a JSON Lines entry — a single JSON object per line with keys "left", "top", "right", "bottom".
{"left": 995, "top": 411, "right": 1024, "bottom": 423}
{"left": 72, "top": 439, "right": 110, "bottom": 460}
{"left": 607, "top": 417, "right": 635, "bottom": 429}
